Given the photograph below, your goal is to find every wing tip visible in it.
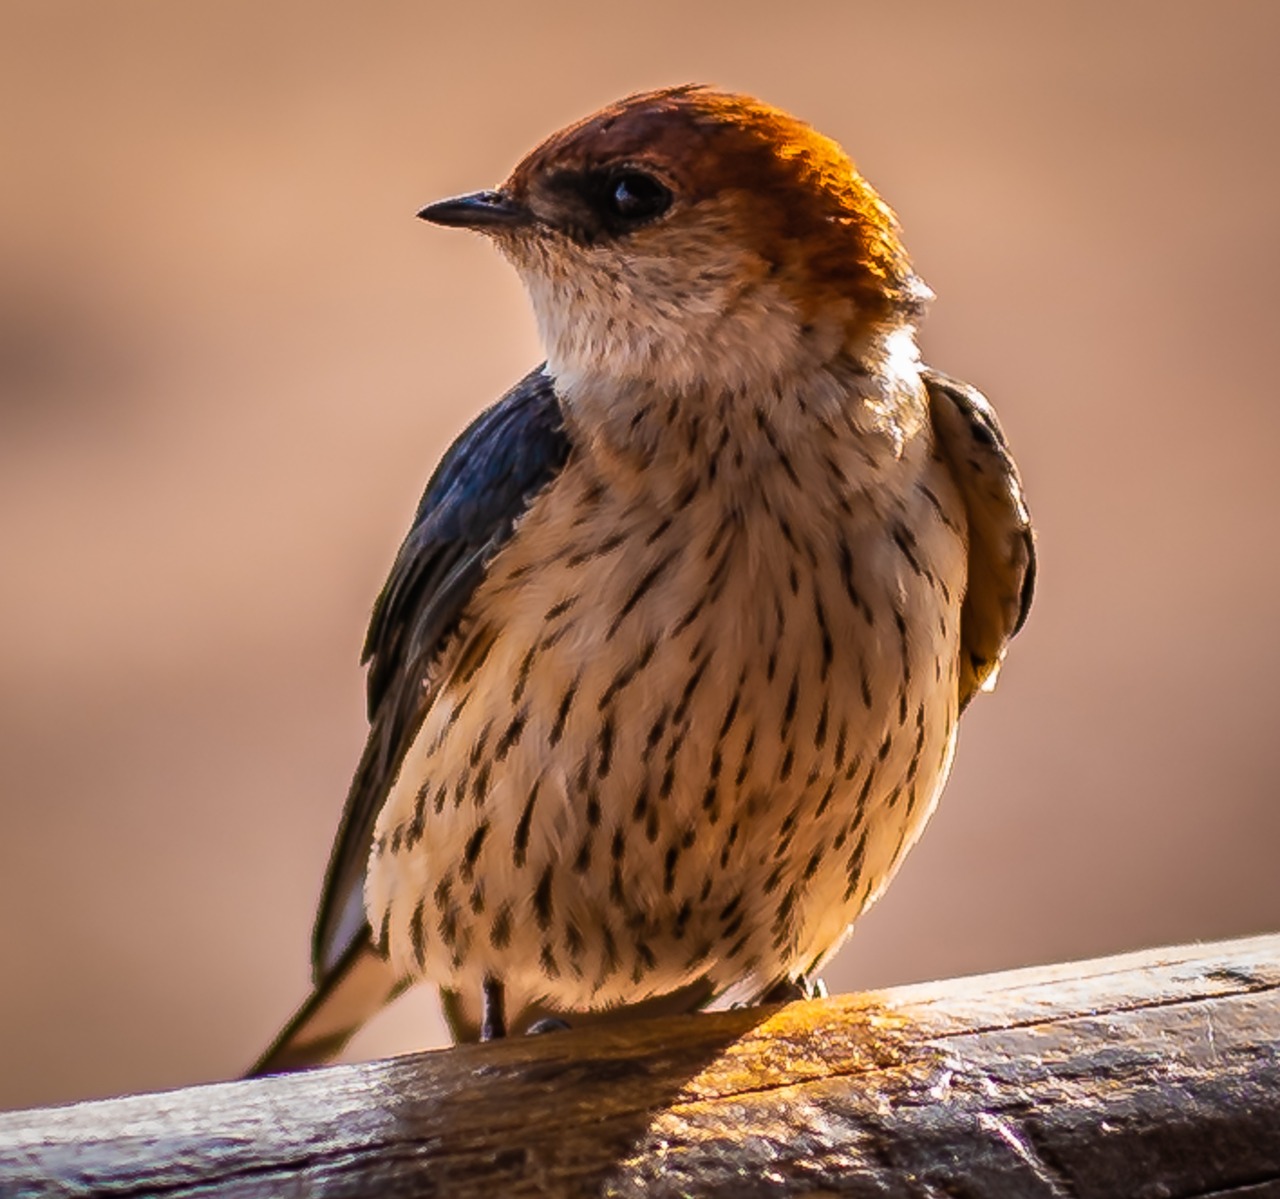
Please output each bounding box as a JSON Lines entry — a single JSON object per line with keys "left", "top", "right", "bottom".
{"left": 247, "top": 933, "right": 405, "bottom": 1078}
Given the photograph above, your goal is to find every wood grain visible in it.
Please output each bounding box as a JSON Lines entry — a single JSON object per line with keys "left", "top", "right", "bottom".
{"left": 3, "top": 934, "right": 1278, "bottom": 1197}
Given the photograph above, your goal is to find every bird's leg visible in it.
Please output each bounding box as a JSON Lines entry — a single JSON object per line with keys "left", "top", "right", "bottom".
{"left": 480, "top": 976, "right": 506, "bottom": 1041}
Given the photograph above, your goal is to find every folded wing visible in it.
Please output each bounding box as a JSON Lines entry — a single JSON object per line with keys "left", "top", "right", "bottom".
{"left": 924, "top": 369, "right": 1035, "bottom": 709}
{"left": 252, "top": 366, "right": 571, "bottom": 1074}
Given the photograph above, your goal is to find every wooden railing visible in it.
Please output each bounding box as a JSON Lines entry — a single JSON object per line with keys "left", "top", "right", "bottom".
{"left": 2, "top": 934, "right": 1278, "bottom": 1197}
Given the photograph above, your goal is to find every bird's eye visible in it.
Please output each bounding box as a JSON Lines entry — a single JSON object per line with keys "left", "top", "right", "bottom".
{"left": 606, "top": 171, "right": 672, "bottom": 224}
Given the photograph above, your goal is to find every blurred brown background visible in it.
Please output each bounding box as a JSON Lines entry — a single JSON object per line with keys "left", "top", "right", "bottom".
{"left": 2, "top": 0, "right": 1277, "bottom": 1112}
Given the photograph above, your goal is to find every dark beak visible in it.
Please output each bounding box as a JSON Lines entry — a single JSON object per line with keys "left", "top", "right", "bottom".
{"left": 416, "top": 190, "right": 530, "bottom": 230}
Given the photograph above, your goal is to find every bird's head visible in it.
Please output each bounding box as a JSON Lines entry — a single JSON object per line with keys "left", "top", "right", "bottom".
{"left": 419, "top": 86, "right": 929, "bottom": 399}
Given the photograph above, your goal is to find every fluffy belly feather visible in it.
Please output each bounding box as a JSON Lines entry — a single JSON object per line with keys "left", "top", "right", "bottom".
{"left": 366, "top": 410, "right": 967, "bottom": 1016}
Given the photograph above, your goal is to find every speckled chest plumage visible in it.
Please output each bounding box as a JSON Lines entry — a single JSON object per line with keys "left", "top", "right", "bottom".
{"left": 365, "top": 364, "right": 968, "bottom": 1017}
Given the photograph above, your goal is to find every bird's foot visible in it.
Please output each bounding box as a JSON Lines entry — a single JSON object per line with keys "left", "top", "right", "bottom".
{"left": 526, "top": 1017, "right": 572, "bottom": 1036}
{"left": 758, "top": 974, "right": 828, "bottom": 1004}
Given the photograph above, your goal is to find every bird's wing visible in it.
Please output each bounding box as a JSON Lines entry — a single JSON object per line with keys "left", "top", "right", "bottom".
{"left": 252, "top": 365, "right": 571, "bottom": 1075}
{"left": 923, "top": 368, "right": 1036, "bottom": 709}
{"left": 249, "top": 932, "right": 408, "bottom": 1075}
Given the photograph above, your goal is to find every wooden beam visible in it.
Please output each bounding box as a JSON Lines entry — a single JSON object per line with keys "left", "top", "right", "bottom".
{"left": 3, "top": 935, "right": 1279, "bottom": 1197}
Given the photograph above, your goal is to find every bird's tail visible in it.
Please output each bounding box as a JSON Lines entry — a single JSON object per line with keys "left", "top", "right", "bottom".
{"left": 250, "top": 947, "right": 788, "bottom": 1075}
{"left": 248, "top": 932, "right": 406, "bottom": 1077}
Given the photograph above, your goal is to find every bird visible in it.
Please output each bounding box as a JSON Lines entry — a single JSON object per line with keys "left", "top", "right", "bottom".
{"left": 251, "top": 84, "right": 1034, "bottom": 1074}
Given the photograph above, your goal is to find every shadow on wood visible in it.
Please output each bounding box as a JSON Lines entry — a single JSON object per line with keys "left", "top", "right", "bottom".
{"left": 2, "top": 935, "right": 1279, "bottom": 1197}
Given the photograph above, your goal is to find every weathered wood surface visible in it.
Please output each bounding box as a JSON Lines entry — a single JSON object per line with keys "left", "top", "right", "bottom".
{"left": 2, "top": 935, "right": 1278, "bottom": 1198}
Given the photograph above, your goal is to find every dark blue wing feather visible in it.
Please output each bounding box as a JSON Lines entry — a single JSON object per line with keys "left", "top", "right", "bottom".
{"left": 312, "top": 366, "right": 571, "bottom": 979}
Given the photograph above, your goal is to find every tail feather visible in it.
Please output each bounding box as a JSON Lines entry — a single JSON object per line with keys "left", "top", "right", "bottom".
{"left": 252, "top": 953, "right": 807, "bottom": 1074}
{"left": 249, "top": 933, "right": 406, "bottom": 1077}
